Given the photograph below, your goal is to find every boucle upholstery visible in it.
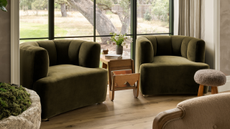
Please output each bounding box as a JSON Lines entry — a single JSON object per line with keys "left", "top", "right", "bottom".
{"left": 163, "top": 93, "right": 230, "bottom": 129}
{"left": 194, "top": 69, "right": 226, "bottom": 86}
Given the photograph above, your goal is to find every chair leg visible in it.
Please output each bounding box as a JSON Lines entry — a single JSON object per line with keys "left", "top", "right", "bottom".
{"left": 197, "top": 84, "right": 204, "bottom": 96}
{"left": 211, "top": 86, "right": 218, "bottom": 94}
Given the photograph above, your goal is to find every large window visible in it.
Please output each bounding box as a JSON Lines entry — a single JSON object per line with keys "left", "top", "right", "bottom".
{"left": 20, "top": 0, "right": 173, "bottom": 59}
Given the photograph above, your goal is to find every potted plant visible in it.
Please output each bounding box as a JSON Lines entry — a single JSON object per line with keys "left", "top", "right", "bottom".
{"left": 108, "top": 32, "right": 133, "bottom": 55}
{"left": 0, "top": 0, "right": 7, "bottom": 12}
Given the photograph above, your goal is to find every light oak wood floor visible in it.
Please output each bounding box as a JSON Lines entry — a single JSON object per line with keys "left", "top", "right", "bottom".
{"left": 40, "top": 90, "right": 196, "bottom": 129}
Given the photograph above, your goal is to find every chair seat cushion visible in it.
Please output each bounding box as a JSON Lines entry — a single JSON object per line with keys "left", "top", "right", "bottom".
{"left": 47, "top": 64, "right": 105, "bottom": 81}
{"left": 194, "top": 69, "right": 226, "bottom": 86}
{"left": 152, "top": 56, "right": 204, "bottom": 65}
{"left": 140, "top": 56, "right": 209, "bottom": 95}
{"left": 33, "top": 64, "right": 107, "bottom": 119}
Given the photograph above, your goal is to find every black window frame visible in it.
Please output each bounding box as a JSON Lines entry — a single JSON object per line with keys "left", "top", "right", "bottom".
{"left": 20, "top": 0, "right": 174, "bottom": 60}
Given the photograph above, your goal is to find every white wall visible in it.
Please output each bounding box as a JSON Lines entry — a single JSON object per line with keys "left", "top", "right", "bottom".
{"left": 202, "top": 0, "right": 216, "bottom": 69}
{"left": 174, "top": 0, "right": 179, "bottom": 35}
{"left": 202, "top": 0, "right": 229, "bottom": 92}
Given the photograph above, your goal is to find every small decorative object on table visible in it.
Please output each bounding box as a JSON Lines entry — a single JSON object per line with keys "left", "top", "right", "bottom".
{"left": 104, "top": 54, "right": 122, "bottom": 59}
{"left": 108, "top": 32, "right": 133, "bottom": 55}
{"left": 102, "top": 49, "right": 109, "bottom": 54}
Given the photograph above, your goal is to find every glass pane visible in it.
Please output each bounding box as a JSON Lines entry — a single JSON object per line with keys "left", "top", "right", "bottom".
{"left": 20, "top": 38, "right": 93, "bottom": 44}
{"left": 96, "top": 0, "right": 131, "bottom": 58}
{"left": 20, "top": 39, "right": 48, "bottom": 44}
{"left": 20, "top": 0, "right": 48, "bottom": 38}
{"left": 137, "top": 0, "right": 169, "bottom": 34}
{"left": 54, "top": 37, "right": 93, "bottom": 42}
{"left": 54, "top": 0, "right": 94, "bottom": 37}
{"left": 96, "top": 0, "right": 131, "bottom": 36}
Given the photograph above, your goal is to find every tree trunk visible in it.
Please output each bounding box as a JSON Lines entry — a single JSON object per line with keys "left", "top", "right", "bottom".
{"left": 67, "top": 0, "right": 118, "bottom": 43}
{"left": 61, "top": 3, "right": 67, "bottom": 17}
{"left": 120, "top": 16, "right": 130, "bottom": 34}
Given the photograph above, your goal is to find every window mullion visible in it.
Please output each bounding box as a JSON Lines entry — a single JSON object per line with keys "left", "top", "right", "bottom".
{"left": 130, "top": 0, "right": 137, "bottom": 60}
{"left": 49, "top": 0, "right": 54, "bottom": 40}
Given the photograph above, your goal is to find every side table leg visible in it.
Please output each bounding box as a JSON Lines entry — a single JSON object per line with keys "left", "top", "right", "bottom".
{"left": 133, "top": 81, "right": 139, "bottom": 98}
{"left": 102, "top": 63, "right": 107, "bottom": 69}
{"left": 109, "top": 90, "right": 114, "bottom": 101}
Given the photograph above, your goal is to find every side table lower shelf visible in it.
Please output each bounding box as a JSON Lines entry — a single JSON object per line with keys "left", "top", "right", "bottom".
{"left": 100, "top": 56, "right": 139, "bottom": 101}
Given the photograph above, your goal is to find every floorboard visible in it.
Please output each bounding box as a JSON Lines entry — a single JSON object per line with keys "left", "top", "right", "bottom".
{"left": 40, "top": 90, "right": 196, "bottom": 129}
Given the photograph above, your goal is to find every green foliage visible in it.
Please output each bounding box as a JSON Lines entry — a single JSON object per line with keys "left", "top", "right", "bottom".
{"left": 32, "top": 0, "right": 48, "bottom": 10}
{"left": 0, "top": 82, "right": 32, "bottom": 120}
{"left": 56, "top": 0, "right": 68, "bottom": 4}
{"left": 55, "top": 0, "right": 69, "bottom": 9}
{"left": 20, "top": 0, "right": 35, "bottom": 10}
{"left": 151, "top": 0, "right": 169, "bottom": 22}
{"left": 144, "top": 11, "right": 152, "bottom": 21}
{"left": 20, "top": 0, "right": 48, "bottom": 11}
{"left": 119, "top": 0, "right": 130, "bottom": 16}
{"left": 0, "top": 0, "right": 7, "bottom": 12}
{"left": 109, "top": 32, "right": 125, "bottom": 46}
{"left": 94, "top": 0, "right": 113, "bottom": 10}
{"left": 109, "top": 32, "right": 132, "bottom": 46}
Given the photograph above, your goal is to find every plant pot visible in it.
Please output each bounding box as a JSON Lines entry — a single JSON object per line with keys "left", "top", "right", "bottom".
{"left": 116, "top": 45, "right": 123, "bottom": 55}
{"left": 0, "top": 88, "right": 41, "bottom": 129}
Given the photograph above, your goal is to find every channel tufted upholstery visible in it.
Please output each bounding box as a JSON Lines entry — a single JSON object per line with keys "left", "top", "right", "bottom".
{"left": 20, "top": 40, "right": 107, "bottom": 119}
{"left": 135, "top": 35, "right": 209, "bottom": 95}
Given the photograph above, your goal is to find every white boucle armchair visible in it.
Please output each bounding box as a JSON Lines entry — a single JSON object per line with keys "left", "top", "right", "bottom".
{"left": 153, "top": 93, "right": 230, "bottom": 129}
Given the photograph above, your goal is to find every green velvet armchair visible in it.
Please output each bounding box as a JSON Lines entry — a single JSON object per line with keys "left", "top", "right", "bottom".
{"left": 20, "top": 40, "right": 108, "bottom": 119}
{"left": 135, "top": 35, "right": 209, "bottom": 95}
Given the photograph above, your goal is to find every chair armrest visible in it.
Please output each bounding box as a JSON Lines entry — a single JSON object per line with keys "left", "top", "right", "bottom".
{"left": 153, "top": 108, "right": 183, "bottom": 129}
{"left": 79, "top": 42, "right": 101, "bottom": 68}
{"left": 153, "top": 93, "right": 230, "bottom": 129}
{"left": 20, "top": 42, "right": 49, "bottom": 89}
{"left": 187, "top": 39, "right": 205, "bottom": 62}
{"left": 135, "top": 36, "right": 154, "bottom": 73}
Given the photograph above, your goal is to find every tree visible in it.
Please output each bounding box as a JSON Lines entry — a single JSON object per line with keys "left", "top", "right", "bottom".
{"left": 68, "top": 0, "right": 131, "bottom": 43}
{"left": 31, "top": 0, "right": 48, "bottom": 15}
{"left": 68, "top": 0, "right": 118, "bottom": 43}
{"left": 19, "top": 0, "right": 35, "bottom": 11}
{"left": 55, "top": 0, "right": 69, "bottom": 17}
{"left": 151, "top": 0, "right": 169, "bottom": 22}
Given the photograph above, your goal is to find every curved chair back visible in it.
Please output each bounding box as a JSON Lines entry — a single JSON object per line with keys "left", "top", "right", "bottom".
{"left": 20, "top": 40, "right": 101, "bottom": 89}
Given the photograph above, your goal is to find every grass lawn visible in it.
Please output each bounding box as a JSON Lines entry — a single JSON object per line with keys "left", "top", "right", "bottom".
{"left": 20, "top": 22, "right": 68, "bottom": 43}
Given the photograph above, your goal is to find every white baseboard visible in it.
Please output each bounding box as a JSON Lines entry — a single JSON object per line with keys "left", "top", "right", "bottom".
{"left": 218, "top": 76, "right": 230, "bottom": 92}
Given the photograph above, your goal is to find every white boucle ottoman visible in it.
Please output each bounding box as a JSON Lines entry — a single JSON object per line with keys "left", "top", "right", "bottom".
{"left": 194, "top": 69, "right": 226, "bottom": 96}
{"left": 0, "top": 88, "right": 41, "bottom": 129}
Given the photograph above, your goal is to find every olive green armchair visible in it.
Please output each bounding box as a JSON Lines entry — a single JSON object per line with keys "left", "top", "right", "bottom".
{"left": 135, "top": 35, "right": 209, "bottom": 95}
{"left": 20, "top": 40, "right": 107, "bottom": 119}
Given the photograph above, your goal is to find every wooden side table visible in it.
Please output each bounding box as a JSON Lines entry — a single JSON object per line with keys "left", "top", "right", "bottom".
{"left": 100, "top": 55, "right": 140, "bottom": 101}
